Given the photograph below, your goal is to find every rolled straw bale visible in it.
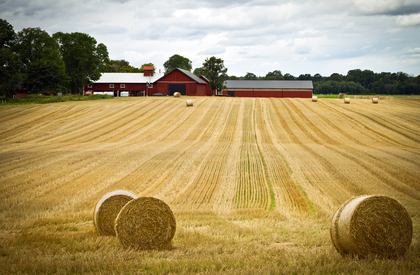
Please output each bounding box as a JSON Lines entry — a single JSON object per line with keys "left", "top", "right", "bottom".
{"left": 173, "top": 92, "right": 181, "bottom": 98}
{"left": 344, "top": 98, "right": 350, "bottom": 104}
{"left": 115, "top": 197, "right": 176, "bottom": 250}
{"left": 312, "top": 96, "right": 318, "bottom": 102}
{"left": 94, "top": 190, "right": 137, "bottom": 236}
{"left": 186, "top": 99, "right": 193, "bottom": 107}
{"left": 330, "top": 195, "right": 412, "bottom": 258}
{"left": 372, "top": 97, "right": 379, "bottom": 104}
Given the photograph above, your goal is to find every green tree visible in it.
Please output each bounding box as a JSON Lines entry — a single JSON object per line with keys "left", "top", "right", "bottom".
{"left": 163, "top": 54, "right": 192, "bottom": 74}
{"left": 13, "top": 27, "right": 67, "bottom": 94}
{"left": 26, "top": 59, "right": 68, "bottom": 94}
{"left": 265, "top": 70, "right": 284, "bottom": 80}
{"left": 0, "top": 19, "right": 16, "bottom": 48}
{"left": 228, "top": 75, "right": 239, "bottom": 80}
{"left": 201, "top": 56, "right": 228, "bottom": 93}
{"left": 104, "top": 60, "right": 130, "bottom": 72}
{"left": 283, "top": 73, "right": 295, "bottom": 80}
{"left": 0, "top": 19, "right": 21, "bottom": 97}
{"left": 0, "top": 47, "right": 21, "bottom": 97}
{"left": 139, "top": 63, "right": 155, "bottom": 73}
{"left": 193, "top": 67, "right": 204, "bottom": 76}
{"left": 54, "top": 32, "right": 109, "bottom": 94}
{"left": 244, "top": 72, "right": 257, "bottom": 80}
{"left": 329, "top": 73, "right": 343, "bottom": 82}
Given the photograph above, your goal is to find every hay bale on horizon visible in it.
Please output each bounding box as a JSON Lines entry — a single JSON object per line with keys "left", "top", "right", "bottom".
{"left": 344, "top": 98, "right": 350, "bottom": 104}
{"left": 186, "top": 99, "right": 193, "bottom": 107}
{"left": 93, "top": 190, "right": 137, "bottom": 236}
{"left": 115, "top": 197, "right": 176, "bottom": 250}
{"left": 312, "top": 96, "right": 318, "bottom": 102}
{"left": 174, "top": 92, "right": 181, "bottom": 98}
{"left": 372, "top": 97, "right": 379, "bottom": 104}
{"left": 330, "top": 195, "right": 412, "bottom": 258}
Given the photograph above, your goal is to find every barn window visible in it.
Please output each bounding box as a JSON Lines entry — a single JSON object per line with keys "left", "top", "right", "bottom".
{"left": 109, "top": 84, "right": 114, "bottom": 88}
{"left": 87, "top": 84, "right": 92, "bottom": 88}
{"left": 147, "top": 83, "right": 153, "bottom": 88}
{"left": 120, "top": 84, "right": 125, "bottom": 88}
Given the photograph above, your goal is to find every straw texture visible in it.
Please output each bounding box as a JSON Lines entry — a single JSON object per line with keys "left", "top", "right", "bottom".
{"left": 174, "top": 92, "right": 181, "bottom": 98}
{"left": 330, "top": 195, "right": 412, "bottom": 258}
{"left": 312, "top": 96, "right": 317, "bottom": 102}
{"left": 115, "top": 197, "right": 176, "bottom": 250}
{"left": 344, "top": 98, "right": 350, "bottom": 104}
{"left": 372, "top": 98, "right": 378, "bottom": 104}
{"left": 94, "top": 190, "right": 137, "bottom": 236}
{"left": 186, "top": 100, "right": 193, "bottom": 107}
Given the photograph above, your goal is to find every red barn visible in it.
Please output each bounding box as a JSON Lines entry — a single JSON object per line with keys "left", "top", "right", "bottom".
{"left": 223, "top": 80, "right": 313, "bottom": 98}
{"left": 154, "top": 68, "right": 208, "bottom": 96}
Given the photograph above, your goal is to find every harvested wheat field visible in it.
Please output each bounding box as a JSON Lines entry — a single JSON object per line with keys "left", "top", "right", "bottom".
{"left": 0, "top": 96, "right": 419, "bottom": 274}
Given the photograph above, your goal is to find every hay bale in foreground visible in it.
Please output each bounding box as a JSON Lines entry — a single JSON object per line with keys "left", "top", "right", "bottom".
{"left": 312, "top": 96, "right": 317, "bottom": 102}
{"left": 330, "top": 195, "right": 412, "bottom": 258}
{"left": 94, "top": 190, "right": 137, "bottom": 236}
{"left": 186, "top": 99, "right": 193, "bottom": 107}
{"left": 372, "top": 97, "right": 379, "bottom": 104}
{"left": 115, "top": 197, "right": 176, "bottom": 250}
{"left": 173, "top": 92, "right": 181, "bottom": 98}
{"left": 344, "top": 98, "right": 350, "bottom": 104}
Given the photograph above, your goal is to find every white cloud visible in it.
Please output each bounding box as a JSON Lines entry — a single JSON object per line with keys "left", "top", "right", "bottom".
{"left": 396, "top": 13, "right": 420, "bottom": 26}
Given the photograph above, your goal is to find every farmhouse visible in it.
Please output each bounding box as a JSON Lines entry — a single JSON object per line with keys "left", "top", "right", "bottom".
{"left": 223, "top": 80, "right": 313, "bottom": 98}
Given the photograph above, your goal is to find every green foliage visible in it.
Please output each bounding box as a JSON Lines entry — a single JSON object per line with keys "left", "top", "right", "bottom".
{"left": 54, "top": 32, "right": 109, "bottom": 94}
{"left": 201, "top": 56, "right": 228, "bottom": 92}
{"left": 163, "top": 54, "right": 192, "bottom": 74}
{"left": 26, "top": 59, "right": 68, "bottom": 94}
{"left": 244, "top": 72, "right": 257, "bottom": 80}
{"left": 139, "top": 63, "right": 155, "bottom": 73}
{"left": 313, "top": 80, "right": 368, "bottom": 95}
{"left": 0, "top": 47, "right": 22, "bottom": 96}
{"left": 0, "top": 19, "right": 16, "bottom": 48}
{"left": 265, "top": 70, "right": 284, "bottom": 80}
{"left": 193, "top": 67, "right": 204, "bottom": 76}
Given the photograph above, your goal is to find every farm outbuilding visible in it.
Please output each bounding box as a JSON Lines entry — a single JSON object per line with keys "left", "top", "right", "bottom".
{"left": 223, "top": 80, "right": 313, "bottom": 98}
{"left": 154, "top": 68, "right": 209, "bottom": 96}
{"left": 83, "top": 67, "right": 164, "bottom": 96}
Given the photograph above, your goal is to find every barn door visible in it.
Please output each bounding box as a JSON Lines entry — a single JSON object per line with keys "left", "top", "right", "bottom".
{"left": 168, "top": 84, "right": 186, "bottom": 96}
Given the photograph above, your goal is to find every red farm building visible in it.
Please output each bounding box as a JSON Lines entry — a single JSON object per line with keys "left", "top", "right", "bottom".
{"left": 223, "top": 80, "right": 313, "bottom": 98}
{"left": 154, "top": 68, "right": 209, "bottom": 96}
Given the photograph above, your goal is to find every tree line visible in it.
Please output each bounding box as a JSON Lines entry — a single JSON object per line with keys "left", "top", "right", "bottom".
{"left": 0, "top": 19, "right": 110, "bottom": 96}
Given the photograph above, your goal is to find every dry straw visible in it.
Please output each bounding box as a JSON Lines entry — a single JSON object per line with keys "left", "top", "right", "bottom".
{"left": 173, "top": 92, "right": 181, "bottom": 98}
{"left": 330, "top": 195, "right": 412, "bottom": 258}
{"left": 312, "top": 96, "right": 318, "bottom": 102}
{"left": 344, "top": 98, "right": 350, "bottom": 104}
{"left": 115, "top": 197, "right": 176, "bottom": 250}
{"left": 93, "top": 190, "right": 137, "bottom": 236}
{"left": 186, "top": 99, "right": 193, "bottom": 107}
{"left": 372, "top": 98, "right": 379, "bottom": 104}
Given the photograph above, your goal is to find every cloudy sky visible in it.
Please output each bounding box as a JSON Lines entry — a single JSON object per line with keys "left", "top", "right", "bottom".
{"left": 1, "top": 0, "right": 419, "bottom": 77}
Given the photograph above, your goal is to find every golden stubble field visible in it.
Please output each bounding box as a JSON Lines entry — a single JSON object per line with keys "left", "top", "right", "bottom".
{"left": 0, "top": 96, "right": 419, "bottom": 274}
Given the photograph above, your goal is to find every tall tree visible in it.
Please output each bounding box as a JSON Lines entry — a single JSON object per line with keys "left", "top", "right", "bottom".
{"left": 163, "top": 54, "right": 192, "bottom": 74}
{"left": 103, "top": 59, "right": 130, "bottom": 72}
{"left": 0, "top": 19, "right": 21, "bottom": 96}
{"left": 193, "top": 67, "right": 204, "bottom": 76}
{"left": 14, "top": 27, "right": 67, "bottom": 94}
{"left": 201, "top": 56, "right": 228, "bottom": 93}
{"left": 54, "top": 32, "right": 109, "bottom": 94}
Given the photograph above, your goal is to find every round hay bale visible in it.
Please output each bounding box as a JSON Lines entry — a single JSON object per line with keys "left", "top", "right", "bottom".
{"left": 372, "top": 97, "right": 378, "bottom": 104}
{"left": 115, "top": 197, "right": 176, "bottom": 250}
{"left": 186, "top": 99, "right": 193, "bottom": 107}
{"left": 330, "top": 195, "right": 412, "bottom": 258}
{"left": 312, "top": 96, "right": 318, "bottom": 102}
{"left": 344, "top": 98, "right": 350, "bottom": 104}
{"left": 94, "top": 190, "right": 137, "bottom": 236}
{"left": 173, "top": 92, "right": 181, "bottom": 98}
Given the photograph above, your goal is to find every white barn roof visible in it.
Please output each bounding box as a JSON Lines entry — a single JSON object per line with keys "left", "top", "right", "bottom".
{"left": 225, "top": 80, "right": 313, "bottom": 89}
{"left": 94, "top": 72, "right": 164, "bottom": 84}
